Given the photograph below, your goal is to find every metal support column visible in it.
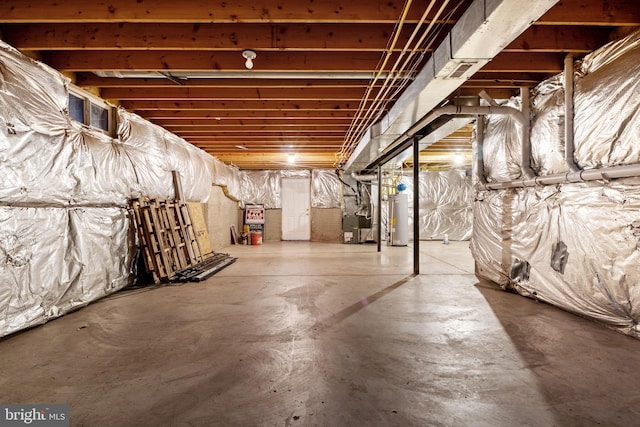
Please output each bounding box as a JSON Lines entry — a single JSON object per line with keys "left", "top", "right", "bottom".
{"left": 377, "top": 165, "right": 382, "bottom": 252}
{"left": 413, "top": 136, "right": 420, "bottom": 275}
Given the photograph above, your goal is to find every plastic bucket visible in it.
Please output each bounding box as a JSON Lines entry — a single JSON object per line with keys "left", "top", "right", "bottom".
{"left": 250, "top": 231, "right": 263, "bottom": 245}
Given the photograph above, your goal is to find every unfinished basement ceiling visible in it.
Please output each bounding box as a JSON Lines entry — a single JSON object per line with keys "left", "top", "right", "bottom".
{"left": 0, "top": 0, "right": 637, "bottom": 170}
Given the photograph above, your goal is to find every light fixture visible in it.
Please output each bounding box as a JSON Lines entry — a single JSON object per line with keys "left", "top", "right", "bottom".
{"left": 287, "top": 153, "right": 296, "bottom": 164}
{"left": 242, "top": 49, "right": 256, "bottom": 70}
{"left": 235, "top": 145, "right": 249, "bottom": 150}
{"left": 453, "top": 152, "right": 464, "bottom": 166}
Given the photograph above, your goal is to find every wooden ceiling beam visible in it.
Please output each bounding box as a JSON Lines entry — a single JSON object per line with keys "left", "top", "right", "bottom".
{"left": 213, "top": 157, "right": 336, "bottom": 170}
{"left": 504, "top": 25, "right": 615, "bottom": 52}
{"left": 180, "top": 135, "right": 343, "bottom": 141}
{"left": 453, "top": 88, "right": 520, "bottom": 99}
{"left": 468, "top": 72, "right": 555, "bottom": 82}
{"left": 193, "top": 145, "right": 342, "bottom": 150}
{"left": 76, "top": 74, "right": 380, "bottom": 88}
{"left": 0, "top": 22, "right": 430, "bottom": 51}
{"left": 172, "top": 129, "right": 344, "bottom": 141}
{"left": 208, "top": 152, "right": 337, "bottom": 158}
{"left": 161, "top": 124, "right": 351, "bottom": 131}
{"left": 165, "top": 125, "right": 349, "bottom": 132}
{"left": 461, "top": 81, "right": 538, "bottom": 89}
{"left": 100, "top": 86, "right": 386, "bottom": 101}
{"left": 0, "top": 0, "right": 451, "bottom": 23}
{"left": 537, "top": 0, "right": 640, "bottom": 26}
{"left": 42, "top": 50, "right": 402, "bottom": 72}
{"left": 479, "top": 52, "right": 566, "bottom": 73}
{"left": 138, "top": 110, "right": 356, "bottom": 119}
{"left": 120, "top": 99, "right": 369, "bottom": 110}
{"left": 152, "top": 118, "right": 353, "bottom": 126}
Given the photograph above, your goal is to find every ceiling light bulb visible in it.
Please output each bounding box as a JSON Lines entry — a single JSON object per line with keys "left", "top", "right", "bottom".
{"left": 453, "top": 153, "right": 464, "bottom": 166}
{"left": 287, "top": 153, "right": 296, "bottom": 164}
{"left": 242, "top": 49, "right": 256, "bottom": 70}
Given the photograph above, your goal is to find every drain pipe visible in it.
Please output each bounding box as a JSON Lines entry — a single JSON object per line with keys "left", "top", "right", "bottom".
{"left": 564, "top": 53, "right": 581, "bottom": 173}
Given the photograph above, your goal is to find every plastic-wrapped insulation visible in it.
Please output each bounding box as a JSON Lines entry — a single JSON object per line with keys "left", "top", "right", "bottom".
{"left": 573, "top": 31, "right": 640, "bottom": 169}
{"left": 0, "top": 39, "right": 236, "bottom": 337}
{"left": 482, "top": 98, "right": 524, "bottom": 182}
{"left": 530, "top": 74, "right": 568, "bottom": 175}
{"left": 396, "top": 170, "right": 473, "bottom": 241}
{"left": 0, "top": 206, "right": 134, "bottom": 337}
{"left": 312, "top": 170, "right": 342, "bottom": 208}
{"left": 240, "top": 171, "right": 282, "bottom": 208}
{"left": 473, "top": 183, "right": 640, "bottom": 338}
{"left": 472, "top": 30, "right": 640, "bottom": 338}
{"left": 238, "top": 169, "right": 340, "bottom": 209}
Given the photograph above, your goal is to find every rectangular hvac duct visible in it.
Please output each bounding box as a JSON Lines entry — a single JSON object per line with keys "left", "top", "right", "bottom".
{"left": 345, "top": 0, "right": 559, "bottom": 172}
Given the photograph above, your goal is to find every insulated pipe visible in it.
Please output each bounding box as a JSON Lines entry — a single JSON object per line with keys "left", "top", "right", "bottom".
{"left": 405, "top": 101, "right": 536, "bottom": 181}
{"left": 371, "top": 102, "right": 535, "bottom": 188}
{"left": 474, "top": 116, "right": 488, "bottom": 186}
{"left": 479, "top": 162, "right": 640, "bottom": 190}
{"left": 520, "top": 88, "right": 536, "bottom": 180}
{"left": 377, "top": 104, "right": 529, "bottom": 165}
{"left": 564, "top": 53, "right": 581, "bottom": 173}
{"left": 407, "top": 104, "right": 527, "bottom": 138}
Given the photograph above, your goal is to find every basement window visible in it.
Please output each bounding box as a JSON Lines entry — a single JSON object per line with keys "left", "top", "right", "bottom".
{"left": 90, "top": 102, "right": 110, "bottom": 131}
{"left": 68, "top": 93, "right": 85, "bottom": 123}
{"left": 68, "top": 87, "right": 115, "bottom": 136}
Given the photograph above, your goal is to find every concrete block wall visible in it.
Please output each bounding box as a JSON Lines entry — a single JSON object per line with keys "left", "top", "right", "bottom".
{"left": 311, "top": 208, "right": 342, "bottom": 242}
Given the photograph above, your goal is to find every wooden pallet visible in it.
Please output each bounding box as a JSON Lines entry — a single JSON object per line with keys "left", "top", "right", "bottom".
{"left": 131, "top": 197, "right": 204, "bottom": 283}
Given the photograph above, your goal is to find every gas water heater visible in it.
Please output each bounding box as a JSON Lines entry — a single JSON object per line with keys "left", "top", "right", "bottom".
{"left": 388, "top": 190, "right": 408, "bottom": 246}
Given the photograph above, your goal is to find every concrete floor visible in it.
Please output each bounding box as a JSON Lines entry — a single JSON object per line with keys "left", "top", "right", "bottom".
{"left": 2, "top": 241, "right": 640, "bottom": 426}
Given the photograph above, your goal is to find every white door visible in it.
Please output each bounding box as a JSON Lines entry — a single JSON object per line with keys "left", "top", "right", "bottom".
{"left": 281, "top": 177, "right": 310, "bottom": 240}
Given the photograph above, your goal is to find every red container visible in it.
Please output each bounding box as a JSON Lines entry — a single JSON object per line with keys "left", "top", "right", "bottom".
{"left": 250, "top": 231, "right": 263, "bottom": 245}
